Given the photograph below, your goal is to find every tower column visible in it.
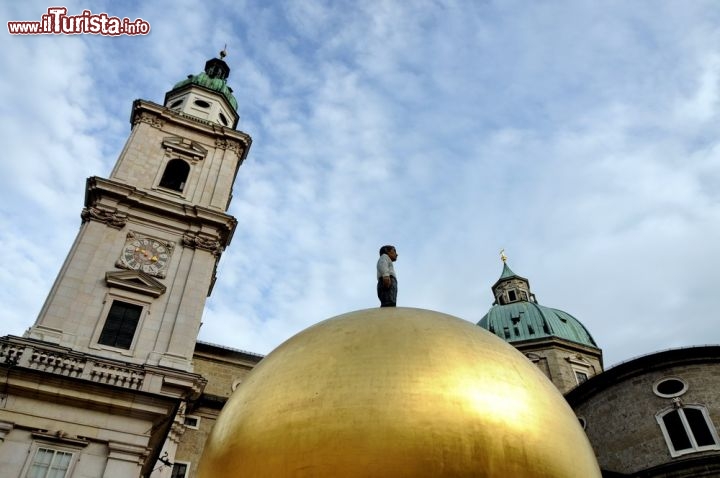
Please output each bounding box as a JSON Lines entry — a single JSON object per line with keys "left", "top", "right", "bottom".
{"left": 103, "top": 442, "right": 148, "bottom": 478}
{"left": 161, "top": 244, "right": 217, "bottom": 369}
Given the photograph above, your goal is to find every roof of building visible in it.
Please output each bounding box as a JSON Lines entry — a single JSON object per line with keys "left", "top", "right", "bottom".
{"left": 499, "top": 261, "right": 519, "bottom": 280}
{"left": 171, "top": 56, "right": 238, "bottom": 111}
{"left": 194, "top": 340, "right": 264, "bottom": 360}
{"left": 479, "top": 301, "right": 598, "bottom": 347}
{"left": 478, "top": 261, "right": 598, "bottom": 348}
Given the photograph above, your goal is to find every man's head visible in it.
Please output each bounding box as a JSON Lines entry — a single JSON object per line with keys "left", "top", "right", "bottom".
{"left": 379, "top": 245, "right": 398, "bottom": 262}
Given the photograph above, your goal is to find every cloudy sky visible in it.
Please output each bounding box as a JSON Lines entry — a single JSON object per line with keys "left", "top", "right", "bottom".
{"left": 2, "top": 1, "right": 719, "bottom": 368}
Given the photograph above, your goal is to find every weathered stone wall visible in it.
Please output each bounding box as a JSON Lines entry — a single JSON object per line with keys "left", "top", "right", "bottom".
{"left": 569, "top": 352, "right": 720, "bottom": 475}
{"left": 494, "top": 278, "right": 530, "bottom": 303}
{"left": 517, "top": 339, "right": 603, "bottom": 394}
{"left": 173, "top": 344, "right": 261, "bottom": 474}
{"left": 174, "top": 406, "right": 219, "bottom": 478}
{"left": 191, "top": 346, "right": 260, "bottom": 397}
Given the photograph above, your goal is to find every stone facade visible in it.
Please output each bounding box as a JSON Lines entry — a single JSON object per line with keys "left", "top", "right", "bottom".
{"left": 566, "top": 346, "right": 720, "bottom": 477}
{"left": 493, "top": 277, "right": 535, "bottom": 305}
{"left": 0, "top": 336, "right": 205, "bottom": 477}
{"left": 516, "top": 337, "right": 603, "bottom": 394}
{"left": 170, "top": 342, "right": 262, "bottom": 477}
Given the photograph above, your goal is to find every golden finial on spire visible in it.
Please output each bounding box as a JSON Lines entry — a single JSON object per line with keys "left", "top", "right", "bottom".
{"left": 219, "top": 44, "right": 228, "bottom": 59}
{"left": 500, "top": 249, "right": 507, "bottom": 263}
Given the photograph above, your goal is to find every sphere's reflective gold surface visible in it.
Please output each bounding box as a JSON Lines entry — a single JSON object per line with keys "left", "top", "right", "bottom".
{"left": 198, "top": 308, "right": 601, "bottom": 477}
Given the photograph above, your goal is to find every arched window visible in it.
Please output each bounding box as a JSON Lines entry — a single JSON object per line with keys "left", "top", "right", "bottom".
{"left": 656, "top": 405, "right": 720, "bottom": 457}
{"left": 159, "top": 159, "right": 190, "bottom": 192}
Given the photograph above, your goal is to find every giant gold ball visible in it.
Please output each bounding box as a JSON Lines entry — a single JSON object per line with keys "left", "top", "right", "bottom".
{"left": 198, "top": 308, "right": 601, "bottom": 477}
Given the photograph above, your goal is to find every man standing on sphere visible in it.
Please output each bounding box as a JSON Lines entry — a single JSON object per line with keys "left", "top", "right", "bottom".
{"left": 377, "top": 245, "right": 398, "bottom": 307}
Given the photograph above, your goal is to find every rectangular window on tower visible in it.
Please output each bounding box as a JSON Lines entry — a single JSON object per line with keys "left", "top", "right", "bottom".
{"left": 98, "top": 300, "right": 142, "bottom": 349}
{"left": 26, "top": 447, "right": 73, "bottom": 478}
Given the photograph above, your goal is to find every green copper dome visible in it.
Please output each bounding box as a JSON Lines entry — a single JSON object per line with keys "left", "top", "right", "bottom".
{"left": 478, "top": 261, "right": 598, "bottom": 348}
{"left": 171, "top": 57, "right": 238, "bottom": 111}
{"left": 479, "top": 301, "right": 597, "bottom": 347}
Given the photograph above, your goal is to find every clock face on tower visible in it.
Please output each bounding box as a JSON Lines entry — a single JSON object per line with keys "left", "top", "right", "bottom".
{"left": 118, "top": 235, "right": 174, "bottom": 277}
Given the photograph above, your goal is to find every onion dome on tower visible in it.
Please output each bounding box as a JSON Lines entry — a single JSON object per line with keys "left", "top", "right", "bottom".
{"left": 164, "top": 48, "right": 240, "bottom": 128}
{"left": 477, "top": 252, "right": 603, "bottom": 393}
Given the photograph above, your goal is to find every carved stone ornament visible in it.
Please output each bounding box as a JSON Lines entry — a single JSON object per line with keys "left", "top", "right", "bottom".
{"left": 215, "top": 138, "right": 243, "bottom": 154}
{"left": 168, "top": 419, "right": 187, "bottom": 444}
{"left": 182, "top": 233, "right": 222, "bottom": 255}
{"left": 81, "top": 207, "right": 127, "bottom": 229}
{"left": 105, "top": 270, "right": 167, "bottom": 297}
{"left": 133, "top": 111, "right": 165, "bottom": 129}
{"left": 565, "top": 354, "right": 592, "bottom": 367}
{"left": 162, "top": 136, "right": 208, "bottom": 162}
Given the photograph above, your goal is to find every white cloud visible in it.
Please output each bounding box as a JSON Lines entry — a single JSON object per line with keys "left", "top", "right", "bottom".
{"left": 2, "top": 1, "right": 720, "bottom": 368}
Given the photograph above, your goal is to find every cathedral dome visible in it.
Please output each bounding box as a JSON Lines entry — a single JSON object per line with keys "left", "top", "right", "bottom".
{"left": 198, "top": 307, "right": 601, "bottom": 477}
{"left": 478, "top": 262, "right": 597, "bottom": 348}
{"left": 479, "top": 301, "right": 597, "bottom": 347}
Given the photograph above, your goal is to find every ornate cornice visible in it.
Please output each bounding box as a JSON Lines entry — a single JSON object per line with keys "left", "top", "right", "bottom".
{"left": 81, "top": 206, "right": 128, "bottom": 229}
{"left": 129, "top": 100, "right": 251, "bottom": 183}
{"left": 130, "top": 100, "right": 251, "bottom": 148}
{"left": 182, "top": 232, "right": 222, "bottom": 255}
{"left": 85, "top": 177, "right": 238, "bottom": 248}
{"left": 215, "top": 137, "right": 244, "bottom": 154}
{"left": 132, "top": 111, "right": 165, "bottom": 129}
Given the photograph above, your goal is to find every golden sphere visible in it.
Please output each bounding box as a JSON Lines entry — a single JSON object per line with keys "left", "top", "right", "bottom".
{"left": 198, "top": 308, "right": 601, "bottom": 477}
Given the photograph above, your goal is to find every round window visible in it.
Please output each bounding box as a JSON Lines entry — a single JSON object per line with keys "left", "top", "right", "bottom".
{"left": 169, "top": 99, "right": 183, "bottom": 108}
{"left": 653, "top": 377, "right": 687, "bottom": 398}
{"left": 218, "top": 112, "right": 229, "bottom": 126}
{"left": 194, "top": 99, "right": 211, "bottom": 108}
{"left": 577, "top": 416, "right": 587, "bottom": 430}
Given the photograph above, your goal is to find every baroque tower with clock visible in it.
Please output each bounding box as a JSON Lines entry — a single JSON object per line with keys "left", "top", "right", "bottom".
{"left": 0, "top": 52, "right": 251, "bottom": 477}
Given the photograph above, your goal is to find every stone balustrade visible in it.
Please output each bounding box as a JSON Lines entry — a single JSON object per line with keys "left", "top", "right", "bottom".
{"left": 0, "top": 336, "right": 205, "bottom": 399}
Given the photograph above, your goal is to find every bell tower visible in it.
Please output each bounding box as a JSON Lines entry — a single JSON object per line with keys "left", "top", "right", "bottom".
{"left": 26, "top": 50, "right": 250, "bottom": 372}
{"left": 0, "top": 51, "right": 251, "bottom": 477}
